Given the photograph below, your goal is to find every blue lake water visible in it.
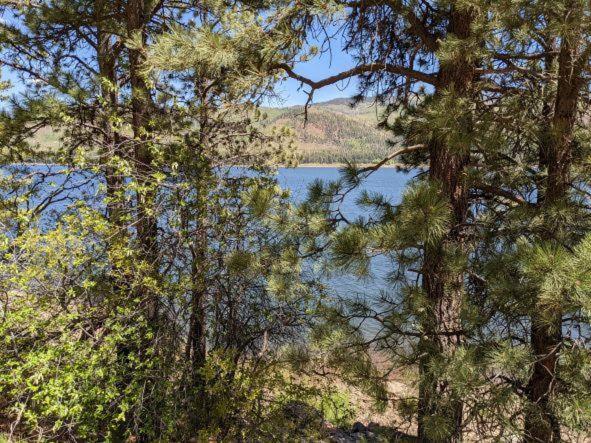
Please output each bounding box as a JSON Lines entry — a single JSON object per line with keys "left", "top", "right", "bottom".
{"left": 8, "top": 164, "right": 413, "bottom": 305}
{"left": 278, "top": 167, "right": 412, "bottom": 303}
{"left": 278, "top": 167, "right": 410, "bottom": 205}
{"left": 9, "top": 164, "right": 584, "bottom": 338}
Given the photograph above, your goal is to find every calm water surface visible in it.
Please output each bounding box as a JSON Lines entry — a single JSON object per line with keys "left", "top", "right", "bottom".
{"left": 278, "top": 167, "right": 412, "bottom": 301}
{"left": 13, "top": 165, "right": 413, "bottom": 302}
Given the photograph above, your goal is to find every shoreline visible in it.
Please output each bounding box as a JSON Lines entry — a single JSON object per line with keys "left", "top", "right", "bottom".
{"left": 6, "top": 162, "right": 404, "bottom": 169}
{"left": 286, "top": 163, "right": 402, "bottom": 168}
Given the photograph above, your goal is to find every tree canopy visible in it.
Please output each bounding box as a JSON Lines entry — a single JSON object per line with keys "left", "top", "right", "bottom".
{"left": 0, "top": 0, "right": 590, "bottom": 441}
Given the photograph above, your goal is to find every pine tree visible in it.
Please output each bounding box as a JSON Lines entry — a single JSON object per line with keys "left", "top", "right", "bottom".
{"left": 0, "top": 1, "right": 312, "bottom": 439}
{"left": 273, "top": 1, "right": 493, "bottom": 439}
{"left": 472, "top": 0, "right": 591, "bottom": 439}
{"left": 272, "top": 0, "right": 591, "bottom": 440}
{"left": 1, "top": 0, "right": 590, "bottom": 440}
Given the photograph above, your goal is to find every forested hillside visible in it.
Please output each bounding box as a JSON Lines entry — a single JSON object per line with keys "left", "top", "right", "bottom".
{"left": 23, "top": 99, "right": 395, "bottom": 164}
{"left": 25, "top": 99, "right": 393, "bottom": 165}
{"left": 263, "top": 99, "right": 394, "bottom": 164}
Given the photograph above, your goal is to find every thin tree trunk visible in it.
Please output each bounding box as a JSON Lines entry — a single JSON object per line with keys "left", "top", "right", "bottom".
{"left": 186, "top": 229, "right": 208, "bottom": 430}
{"left": 183, "top": 83, "right": 214, "bottom": 433}
{"left": 96, "top": 4, "right": 124, "bottom": 226}
{"left": 524, "top": 25, "right": 584, "bottom": 442}
{"left": 126, "top": 0, "right": 159, "bottom": 321}
{"left": 418, "top": 6, "right": 475, "bottom": 442}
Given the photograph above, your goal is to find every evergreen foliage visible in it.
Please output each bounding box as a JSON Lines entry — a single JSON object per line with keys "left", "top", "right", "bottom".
{"left": 0, "top": 0, "right": 590, "bottom": 441}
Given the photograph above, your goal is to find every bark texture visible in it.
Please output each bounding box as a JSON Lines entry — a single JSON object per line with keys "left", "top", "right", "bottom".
{"left": 418, "top": 6, "right": 476, "bottom": 442}
{"left": 525, "top": 21, "right": 584, "bottom": 442}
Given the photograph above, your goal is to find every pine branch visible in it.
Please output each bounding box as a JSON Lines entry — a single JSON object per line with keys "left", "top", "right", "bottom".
{"left": 342, "top": 0, "right": 440, "bottom": 51}
{"left": 473, "top": 184, "right": 531, "bottom": 206}
{"left": 358, "top": 144, "right": 426, "bottom": 174}
{"left": 275, "top": 62, "right": 437, "bottom": 90}
{"left": 273, "top": 62, "right": 437, "bottom": 119}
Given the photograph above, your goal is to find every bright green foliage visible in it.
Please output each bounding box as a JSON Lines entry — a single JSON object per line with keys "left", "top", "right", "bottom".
{"left": 0, "top": 1, "right": 320, "bottom": 440}
{"left": 0, "top": 205, "right": 157, "bottom": 439}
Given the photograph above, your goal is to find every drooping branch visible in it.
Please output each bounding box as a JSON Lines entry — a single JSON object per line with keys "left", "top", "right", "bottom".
{"left": 332, "top": 144, "right": 427, "bottom": 209}
{"left": 275, "top": 62, "right": 437, "bottom": 90}
{"left": 358, "top": 144, "right": 426, "bottom": 174}
{"left": 473, "top": 183, "right": 530, "bottom": 206}
{"left": 273, "top": 62, "right": 437, "bottom": 120}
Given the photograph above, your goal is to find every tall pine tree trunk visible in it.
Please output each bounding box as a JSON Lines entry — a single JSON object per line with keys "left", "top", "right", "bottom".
{"left": 525, "top": 24, "right": 583, "bottom": 442}
{"left": 418, "top": 6, "right": 475, "bottom": 442}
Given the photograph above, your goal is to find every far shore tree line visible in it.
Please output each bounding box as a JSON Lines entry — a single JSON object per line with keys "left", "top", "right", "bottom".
{"left": 0, "top": 0, "right": 590, "bottom": 442}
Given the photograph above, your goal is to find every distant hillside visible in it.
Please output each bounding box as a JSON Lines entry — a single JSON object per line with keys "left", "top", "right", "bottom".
{"left": 20, "top": 98, "right": 395, "bottom": 166}
{"left": 262, "top": 99, "right": 396, "bottom": 165}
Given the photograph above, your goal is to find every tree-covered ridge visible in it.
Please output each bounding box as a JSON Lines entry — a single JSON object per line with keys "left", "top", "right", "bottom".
{"left": 262, "top": 100, "right": 393, "bottom": 164}
{"left": 21, "top": 99, "right": 393, "bottom": 166}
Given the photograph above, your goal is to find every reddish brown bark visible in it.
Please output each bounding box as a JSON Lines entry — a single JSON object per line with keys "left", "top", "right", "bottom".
{"left": 417, "top": 6, "right": 476, "bottom": 442}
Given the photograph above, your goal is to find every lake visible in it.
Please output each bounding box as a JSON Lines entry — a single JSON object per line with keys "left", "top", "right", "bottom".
{"left": 278, "top": 167, "right": 410, "bottom": 205}
{"left": 7, "top": 164, "right": 413, "bottom": 306}
{"left": 278, "top": 167, "right": 412, "bottom": 303}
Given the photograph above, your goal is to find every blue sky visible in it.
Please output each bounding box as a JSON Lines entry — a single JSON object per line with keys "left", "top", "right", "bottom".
{"left": 0, "top": 17, "right": 358, "bottom": 109}
{"left": 2, "top": 48, "right": 358, "bottom": 108}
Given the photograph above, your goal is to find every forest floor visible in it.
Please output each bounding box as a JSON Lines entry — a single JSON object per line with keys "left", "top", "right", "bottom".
{"left": 292, "top": 362, "right": 420, "bottom": 442}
